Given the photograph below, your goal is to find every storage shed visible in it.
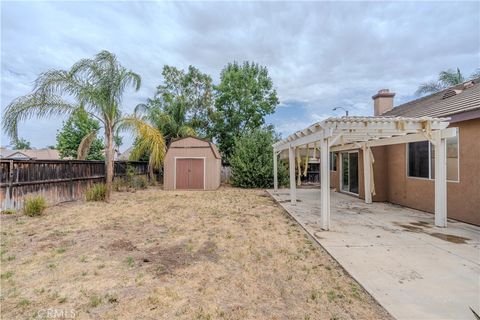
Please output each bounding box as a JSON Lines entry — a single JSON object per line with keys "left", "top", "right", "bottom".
{"left": 163, "top": 137, "right": 221, "bottom": 190}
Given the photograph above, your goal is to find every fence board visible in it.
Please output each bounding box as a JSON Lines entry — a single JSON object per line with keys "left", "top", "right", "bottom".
{"left": 0, "top": 160, "right": 148, "bottom": 210}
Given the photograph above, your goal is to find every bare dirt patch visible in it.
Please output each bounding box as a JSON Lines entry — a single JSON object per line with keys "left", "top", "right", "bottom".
{"left": 1, "top": 187, "right": 391, "bottom": 319}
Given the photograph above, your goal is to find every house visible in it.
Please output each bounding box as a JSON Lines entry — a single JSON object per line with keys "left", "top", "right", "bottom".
{"left": 329, "top": 80, "right": 480, "bottom": 226}
{"left": 272, "top": 78, "right": 480, "bottom": 228}
{"left": 0, "top": 148, "right": 61, "bottom": 160}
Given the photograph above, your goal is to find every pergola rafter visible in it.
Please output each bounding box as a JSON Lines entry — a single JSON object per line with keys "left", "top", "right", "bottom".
{"left": 272, "top": 116, "right": 456, "bottom": 230}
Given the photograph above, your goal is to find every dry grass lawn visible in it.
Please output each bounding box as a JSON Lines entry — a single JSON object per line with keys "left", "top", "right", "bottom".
{"left": 1, "top": 187, "right": 391, "bottom": 319}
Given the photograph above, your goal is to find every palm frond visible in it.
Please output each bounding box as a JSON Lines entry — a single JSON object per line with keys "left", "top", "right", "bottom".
{"left": 120, "top": 117, "right": 166, "bottom": 170}
{"left": 76, "top": 130, "right": 98, "bottom": 160}
{"left": 415, "top": 81, "right": 444, "bottom": 96}
{"left": 177, "top": 125, "right": 196, "bottom": 137}
{"left": 439, "top": 68, "right": 464, "bottom": 86}
{"left": 2, "top": 92, "right": 77, "bottom": 140}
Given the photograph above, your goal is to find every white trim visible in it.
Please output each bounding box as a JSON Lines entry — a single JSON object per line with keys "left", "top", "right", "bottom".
{"left": 406, "top": 129, "right": 460, "bottom": 183}
{"left": 173, "top": 157, "right": 206, "bottom": 190}
{"left": 339, "top": 150, "right": 359, "bottom": 196}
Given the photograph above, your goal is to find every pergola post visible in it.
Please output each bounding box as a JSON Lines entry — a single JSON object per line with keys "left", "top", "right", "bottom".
{"left": 273, "top": 149, "right": 278, "bottom": 192}
{"left": 288, "top": 146, "right": 296, "bottom": 204}
{"left": 320, "top": 138, "right": 330, "bottom": 230}
{"left": 434, "top": 131, "right": 447, "bottom": 227}
{"left": 363, "top": 145, "right": 372, "bottom": 204}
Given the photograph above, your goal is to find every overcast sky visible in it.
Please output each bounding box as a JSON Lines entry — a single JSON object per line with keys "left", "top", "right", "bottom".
{"left": 1, "top": 1, "right": 479, "bottom": 151}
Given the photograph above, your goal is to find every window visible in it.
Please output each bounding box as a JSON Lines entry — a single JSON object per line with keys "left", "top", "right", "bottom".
{"left": 330, "top": 152, "right": 337, "bottom": 171}
{"left": 407, "top": 134, "right": 459, "bottom": 181}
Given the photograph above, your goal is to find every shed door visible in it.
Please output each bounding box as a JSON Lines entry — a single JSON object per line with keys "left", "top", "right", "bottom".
{"left": 175, "top": 158, "right": 204, "bottom": 190}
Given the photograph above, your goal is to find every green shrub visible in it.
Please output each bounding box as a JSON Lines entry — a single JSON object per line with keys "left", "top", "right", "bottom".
{"left": 230, "top": 128, "right": 289, "bottom": 188}
{"left": 1, "top": 209, "right": 16, "bottom": 215}
{"left": 86, "top": 184, "right": 106, "bottom": 201}
{"left": 23, "top": 196, "right": 47, "bottom": 216}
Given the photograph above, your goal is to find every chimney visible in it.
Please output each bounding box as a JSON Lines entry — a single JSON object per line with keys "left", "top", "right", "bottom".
{"left": 372, "top": 89, "right": 395, "bottom": 116}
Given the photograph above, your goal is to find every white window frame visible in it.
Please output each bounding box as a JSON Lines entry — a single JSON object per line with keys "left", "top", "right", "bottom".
{"left": 406, "top": 132, "right": 459, "bottom": 183}
{"left": 339, "top": 150, "right": 359, "bottom": 196}
{"left": 330, "top": 152, "right": 337, "bottom": 172}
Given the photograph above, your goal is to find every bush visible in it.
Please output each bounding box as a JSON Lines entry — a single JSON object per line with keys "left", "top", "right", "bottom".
{"left": 86, "top": 184, "right": 106, "bottom": 201}
{"left": 230, "top": 128, "right": 289, "bottom": 188}
{"left": 113, "top": 178, "right": 127, "bottom": 192}
{"left": 23, "top": 196, "right": 47, "bottom": 216}
{"left": 132, "top": 176, "right": 148, "bottom": 189}
{"left": 1, "top": 209, "right": 16, "bottom": 215}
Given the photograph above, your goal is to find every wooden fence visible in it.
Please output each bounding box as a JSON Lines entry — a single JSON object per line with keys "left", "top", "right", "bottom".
{"left": 0, "top": 160, "right": 149, "bottom": 210}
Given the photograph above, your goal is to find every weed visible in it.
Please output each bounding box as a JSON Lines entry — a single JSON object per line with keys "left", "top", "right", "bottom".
{"left": 97, "top": 264, "right": 105, "bottom": 269}
{"left": 1, "top": 209, "right": 16, "bottom": 215}
{"left": 24, "top": 196, "right": 47, "bottom": 216}
{"left": 80, "top": 255, "right": 87, "bottom": 263}
{"left": 125, "top": 256, "right": 134, "bottom": 268}
{"left": 56, "top": 247, "right": 66, "bottom": 254}
{"left": 89, "top": 295, "right": 101, "bottom": 308}
{"left": 1, "top": 271, "right": 14, "bottom": 279}
{"left": 86, "top": 184, "right": 106, "bottom": 201}
{"left": 47, "top": 263, "right": 56, "bottom": 269}
{"left": 58, "top": 296, "right": 67, "bottom": 304}
{"left": 5, "top": 255, "right": 16, "bottom": 261}
{"left": 18, "top": 298, "right": 30, "bottom": 307}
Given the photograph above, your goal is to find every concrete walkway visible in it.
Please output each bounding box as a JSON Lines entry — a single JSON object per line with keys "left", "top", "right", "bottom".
{"left": 267, "top": 188, "right": 480, "bottom": 320}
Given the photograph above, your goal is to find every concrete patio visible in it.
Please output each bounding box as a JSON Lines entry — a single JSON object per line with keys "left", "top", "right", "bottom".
{"left": 268, "top": 188, "right": 480, "bottom": 320}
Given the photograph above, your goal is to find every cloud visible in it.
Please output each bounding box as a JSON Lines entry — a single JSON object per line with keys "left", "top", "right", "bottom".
{"left": 1, "top": 1, "right": 479, "bottom": 149}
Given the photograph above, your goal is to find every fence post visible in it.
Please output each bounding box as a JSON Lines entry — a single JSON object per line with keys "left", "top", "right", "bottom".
{"left": 68, "top": 160, "right": 73, "bottom": 200}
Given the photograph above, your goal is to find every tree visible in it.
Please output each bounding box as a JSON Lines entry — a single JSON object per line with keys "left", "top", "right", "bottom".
{"left": 136, "top": 65, "right": 213, "bottom": 142}
{"left": 416, "top": 68, "right": 479, "bottom": 96}
{"left": 56, "top": 108, "right": 104, "bottom": 160}
{"left": 134, "top": 99, "right": 195, "bottom": 147}
{"left": 2, "top": 50, "right": 141, "bottom": 201}
{"left": 11, "top": 137, "right": 31, "bottom": 150}
{"left": 210, "top": 61, "right": 279, "bottom": 161}
{"left": 230, "top": 128, "right": 288, "bottom": 188}
{"left": 119, "top": 116, "right": 166, "bottom": 180}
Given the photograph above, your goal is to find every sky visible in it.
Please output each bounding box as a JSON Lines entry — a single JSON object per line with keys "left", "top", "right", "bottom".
{"left": 1, "top": 1, "right": 479, "bottom": 151}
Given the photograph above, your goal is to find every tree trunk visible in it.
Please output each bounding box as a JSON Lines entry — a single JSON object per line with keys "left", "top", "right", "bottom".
{"left": 104, "top": 126, "right": 114, "bottom": 202}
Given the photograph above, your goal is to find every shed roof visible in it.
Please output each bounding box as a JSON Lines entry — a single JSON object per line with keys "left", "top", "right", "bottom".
{"left": 168, "top": 136, "right": 221, "bottom": 159}
{"left": 383, "top": 78, "right": 480, "bottom": 118}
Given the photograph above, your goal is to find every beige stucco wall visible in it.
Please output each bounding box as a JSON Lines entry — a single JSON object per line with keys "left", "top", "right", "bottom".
{"left": 164, "top": 137, "right": 221, "bottom": 190}
{"left": 330, "top": 118, "right": 480, "bottom": 226}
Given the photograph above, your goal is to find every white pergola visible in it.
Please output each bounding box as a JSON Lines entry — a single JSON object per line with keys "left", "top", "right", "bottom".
{"left": 272, "top": 116, "right": 456, "bottom": 230}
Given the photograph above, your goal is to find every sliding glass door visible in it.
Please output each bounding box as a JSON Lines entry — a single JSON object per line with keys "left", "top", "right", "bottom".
{"left": 341, "top": 152, "right": 359, "bottom": 195}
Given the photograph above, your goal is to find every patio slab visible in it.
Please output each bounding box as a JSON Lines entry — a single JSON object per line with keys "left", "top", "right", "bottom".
{"left": 267, "top": 188, "right": 480, "bottom": 320}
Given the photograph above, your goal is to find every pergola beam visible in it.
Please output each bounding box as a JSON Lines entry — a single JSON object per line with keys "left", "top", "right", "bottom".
{"left": 273, "top": 149, "right": 278, "bottom": 192}
{"left": 272, "top": 116, "right": 453, "bottom": 231}
{"left": 434, "top": 131, "right": 447, "bottom": 227}
{"left": 320, "top": 137, "right": 330, "bottom": 230}
{"left": 288, "top": 146, "right": 296, "bottom": 204}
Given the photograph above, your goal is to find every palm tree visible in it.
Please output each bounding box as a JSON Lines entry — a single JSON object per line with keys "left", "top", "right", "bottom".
{"left": 134, "top": 100, "right": 196, "bottom": 146}
{"left": 416, "top": 68, "right": 478, "bottom": 96}
{"left": 2, "top": 50, "right": 141, "bottom": 201}
{"left": 119, "top": 116, "right": 166, "bottom": 180}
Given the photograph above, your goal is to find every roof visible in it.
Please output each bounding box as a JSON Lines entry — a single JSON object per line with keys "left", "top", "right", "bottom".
{"left": 117, "top": 146, "right": 133, "bottom": 161}
{"left": 383, "top": 78, "right": 480, "bottom": 118}
{"left": 273, "top": 116, "right": 450, "bottom": 151}
{"left": 168, "top": 136, "right": 221, "bottom": 159}
{"left": 0, "top": 148, "right": 61, "bottom": 160}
